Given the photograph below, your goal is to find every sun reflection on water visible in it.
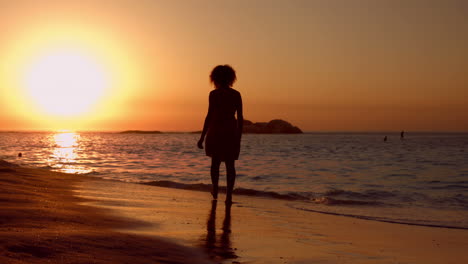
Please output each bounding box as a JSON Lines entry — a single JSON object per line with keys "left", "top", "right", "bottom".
{"left": 49, "top": 132, "right": 89, "bottom": 174}
{"left": 54, "top": 132, "right": 78, "bottom": 148}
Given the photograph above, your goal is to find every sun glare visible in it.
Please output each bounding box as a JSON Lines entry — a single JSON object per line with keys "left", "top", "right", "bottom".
{"left": 50, "top": 132, "right": 89, "bottom": 174}
{"left": 2, "top": 20, "right": 143, "bottom": 130}
{"left": 23, "top": 50, "right": 110, "bottom": 117}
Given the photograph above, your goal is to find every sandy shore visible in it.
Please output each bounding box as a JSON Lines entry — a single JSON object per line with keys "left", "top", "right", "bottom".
{"left": 0, "top": 160, "right": 211, "bottom": 264}
{"left": 2, "top": 160, "right": 468, "bottom": 264}
{"left": 77, "top": 179, "right": 468, "bottom": 264}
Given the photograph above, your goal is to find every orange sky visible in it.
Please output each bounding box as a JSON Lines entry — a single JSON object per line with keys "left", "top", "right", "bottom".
{"left": 1, "top": 0, "right": 467, "bottom": 132}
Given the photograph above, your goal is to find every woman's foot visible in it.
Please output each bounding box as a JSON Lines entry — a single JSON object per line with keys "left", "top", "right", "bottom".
{"left": 211, "top": 190, "right": 218, "bottom": 200}
{"left": 225, "top": 195, "right": 232, "bottom": 205}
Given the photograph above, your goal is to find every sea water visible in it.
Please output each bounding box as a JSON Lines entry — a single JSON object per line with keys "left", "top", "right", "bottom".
{"left": 1, "top": 132, "right": 467, "bottom": 229}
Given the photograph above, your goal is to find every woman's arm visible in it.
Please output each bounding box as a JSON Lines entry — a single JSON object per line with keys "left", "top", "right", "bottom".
{"left": 198, "top": 93, "right": 213, "bottom": 149}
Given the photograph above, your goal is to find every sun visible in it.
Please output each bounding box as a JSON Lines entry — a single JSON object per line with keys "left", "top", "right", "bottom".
{"left": 23, "top": 49, "right": 110, "bottom": 117}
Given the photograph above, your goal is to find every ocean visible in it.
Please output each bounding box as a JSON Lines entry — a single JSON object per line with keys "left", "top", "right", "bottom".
{"left": 1, "top": 132, "right": 467, "bottom": 229}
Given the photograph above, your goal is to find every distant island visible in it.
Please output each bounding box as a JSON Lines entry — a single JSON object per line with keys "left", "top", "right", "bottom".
{"left": 119, "top": 130, "right": 162, "bottom": 134}
{"left": 243, "top": 119, "right": 302, "bottom": 134}
{"left": 191, "top": 119, "right": 302, "bottom": 134}
{"left": 121, "top": 119, "right": 302, "bottom": 134}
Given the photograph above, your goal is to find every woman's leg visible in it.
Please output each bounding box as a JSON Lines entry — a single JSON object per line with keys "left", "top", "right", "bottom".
{"left": 225, "top": 160, "right": 236, "bottom": 203}
{"left": 210, "top": 157, "right": 221, "bottom": 199}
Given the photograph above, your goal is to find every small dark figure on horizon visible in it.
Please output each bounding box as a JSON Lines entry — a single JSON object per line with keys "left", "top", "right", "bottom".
{"left": 198, "top": 65, "right": 243, "bottom": 204}
{"left": 401, "top": 130, "right": 405, "bottom": 140}
{"left": 384, "top": 136, "right": 387, "bottom": 142}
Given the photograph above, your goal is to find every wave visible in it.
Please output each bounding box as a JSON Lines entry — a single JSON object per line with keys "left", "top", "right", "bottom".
{"left": 6, "top": 157, "right": 466, "bottom": 210}
{"left": 324, "top": 189, "right": 397, "bottom": 199}
{"left": 142, "top": 180, "right": 392, "bottom": 205}
{"left": 312, "top": 196, "right": 382, "bottom": 206}
{"left": 288, "top": 203, "right": 468, "bottom": 230}
{"left": 141, "top": 180, "right": 468, "bottom": 210}
{"left": 142, "top": 180, "right": 310, "bottom": 200}
{"left": 142, "top": 179, "right": 467, "bottom": 229}
{"left": 82, "top": 171, "right": 102, "bottom": 176}
{"left": 3, "top": 160, "right": 370, "bottom": 204}
{"left": 431, "top": 185, "right": 468, "bottom": 190}
{"left": 0, "top": 160, "right": 19, "bottom": 168}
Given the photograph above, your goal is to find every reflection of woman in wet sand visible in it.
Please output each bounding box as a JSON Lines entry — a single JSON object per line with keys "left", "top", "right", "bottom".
{"left": 202, "top": 200, "right": 236, "bottom": 261}
{"left": 198, "top": 65, "right": 243, "bottom": 204}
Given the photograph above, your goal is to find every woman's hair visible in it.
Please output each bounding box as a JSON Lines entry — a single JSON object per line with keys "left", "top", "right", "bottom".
{"left": 210, "top": 65, "right": 237, "bottom": 88}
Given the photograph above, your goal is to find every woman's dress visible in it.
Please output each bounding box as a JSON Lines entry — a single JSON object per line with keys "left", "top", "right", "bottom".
{"left": 205, "top": 88, "right": 242, "bottom": 161}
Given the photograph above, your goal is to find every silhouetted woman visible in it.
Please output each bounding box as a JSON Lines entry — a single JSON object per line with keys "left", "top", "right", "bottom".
{"left": 198, "top": 65, "right": 243, "bottom": 204}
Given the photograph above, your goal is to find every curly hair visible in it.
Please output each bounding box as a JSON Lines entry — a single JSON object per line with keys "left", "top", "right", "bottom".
{"left": 210, "top": 65, "right": 237, "bottom": 88}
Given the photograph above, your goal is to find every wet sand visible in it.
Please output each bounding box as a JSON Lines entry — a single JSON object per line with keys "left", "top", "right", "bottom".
{"left": 78, "top": 178, "right": 468, "bottom": 264}
{"left": 2, "top": 159, "right": 468, "bottom": 264}
{"left": 0, "top": 160, "right": 210, "bottom": 264}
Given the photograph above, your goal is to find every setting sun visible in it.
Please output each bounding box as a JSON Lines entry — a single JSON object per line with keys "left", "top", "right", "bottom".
{"left": 23, "top": 49, "right": 109, "bottom": 117}
{"left": 1, "top": 15, "right": 142, "bottom": 130}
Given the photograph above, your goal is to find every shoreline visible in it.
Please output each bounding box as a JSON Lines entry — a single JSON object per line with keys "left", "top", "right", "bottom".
{"left": 77, "top": 176, "right": 468, "bottom": 264}
{"left": 2, "top": 160, "right": 468, "bottom": 263}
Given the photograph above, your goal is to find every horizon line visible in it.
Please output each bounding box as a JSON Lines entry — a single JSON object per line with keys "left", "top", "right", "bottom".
{"left": 1, "top": 130, "right": 467, "bottom": 134}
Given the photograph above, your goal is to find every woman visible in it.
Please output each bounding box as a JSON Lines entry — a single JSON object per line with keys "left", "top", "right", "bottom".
{"left": 198, "top": 65, "right": 243, "bottom": 204}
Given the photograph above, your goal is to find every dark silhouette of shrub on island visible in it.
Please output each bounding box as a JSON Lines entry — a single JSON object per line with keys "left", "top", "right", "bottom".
{"left": 243, "top": 119, "right": 302, "bottom": 134}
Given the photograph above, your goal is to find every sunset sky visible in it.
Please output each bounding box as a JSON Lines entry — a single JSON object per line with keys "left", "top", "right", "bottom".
{"left": 1, "top": 0, "right": 467, "bottom": 132}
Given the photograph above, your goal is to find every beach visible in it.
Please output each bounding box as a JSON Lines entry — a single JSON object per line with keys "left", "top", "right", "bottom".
{"left": 0, "top": 160, "right": 210, "bottom": 264}
{"left": 2, "top": 159, "right": 468, "bottom": 264}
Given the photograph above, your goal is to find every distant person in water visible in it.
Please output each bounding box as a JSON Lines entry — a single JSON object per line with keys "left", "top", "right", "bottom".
{"left": 198, "top": 65, "right": 243, "bottom": 204}
{"left": 400, "top": 130, "right": 405, "bottom": 140}
{"left": 384, "top": 136, "right": 387, "bottom": 142}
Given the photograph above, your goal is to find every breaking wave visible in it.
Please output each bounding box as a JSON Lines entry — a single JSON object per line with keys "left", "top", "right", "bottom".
{"left": 288, "top": 203, "right": 468, "bottom": 230}
{"left": 142, "top": 180, "right": 310, "bottom": 200}
{"left": 142, "top": 180, "right": 391, "bottom": 206}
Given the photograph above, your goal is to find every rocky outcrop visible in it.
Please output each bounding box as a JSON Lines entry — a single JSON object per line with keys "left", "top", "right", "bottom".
{"left": 243, "top": 119, "right": 302, "bottom": 134}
